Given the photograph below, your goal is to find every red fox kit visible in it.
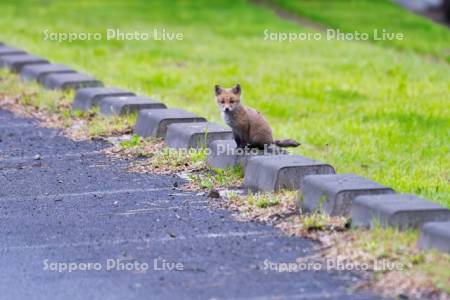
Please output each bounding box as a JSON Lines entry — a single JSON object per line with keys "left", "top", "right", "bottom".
{"left": 215, "top": 84, "right": 300, "bottom": 149}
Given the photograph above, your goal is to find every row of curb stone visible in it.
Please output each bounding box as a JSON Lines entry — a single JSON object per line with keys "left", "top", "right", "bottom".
{"left": 1, "top": 43, "right": 449, "bottom": 254}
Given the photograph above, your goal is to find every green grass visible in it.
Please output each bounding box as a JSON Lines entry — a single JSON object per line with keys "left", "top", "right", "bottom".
{"left": 350, "top": 226, "right": 450, "bottom": 294}
{"left": 189, "top": 165, "right": 243, "bottom": 189}
{"left": 0, "top": 70, "right": 72, "bottom": 112}
{"left": 87, "top": 113, "right": 137, "bottom": 137}
{"left": 271, "top": 0, "right": 450, "bottom": 62}
{"left": 0, "top": 0, "right": 448, "bottom": 206}
{"left": 120, "top": 134, "right": 142, "bottom": 148}
{"left": 248, "top": 193, "right": 281, "bottom": 208}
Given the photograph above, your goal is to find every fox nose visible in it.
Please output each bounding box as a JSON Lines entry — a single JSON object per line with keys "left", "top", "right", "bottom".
{"left": 224, "top": 107, "right": 230, "bottom": 112}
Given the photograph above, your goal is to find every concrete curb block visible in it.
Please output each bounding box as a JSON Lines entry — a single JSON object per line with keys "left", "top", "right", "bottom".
{"left": 0, "top": 54, "right": 49, "bottom": 73}
{"left": 72, "top": 87, "right": 134, "bottom": 110}
{"left": 165, "top": 122, "right": 233, "bottom": 149}
{"left": 0, "top": 45, "right": 27, "bottom": 56}
{"left": 206, "top": 139, "right": 286, "bottom": 170}
{"left": 351, "top": 194, "right": 450, "bottom": 229}
{"left": 418, "top": 221, "right": 450, "bottom": 253}
{"left": 243, "top": 155, "right": 335, "bottom": 192}
{"left": 99, "top": 96, "right": 167, "bottom": 116}
{"left": 207, "top": 140, "right": 240, "bottom": 169}
{"left": 20, "top": 63, "right": 76, "bottom": 82}
{"left": 300, "top": 174, "right": 394, "bottom": 216}
{"left": 42, "top": 73, "right": 103, "bottom": 90}
{"left": 134, "top": 108, "right": 207, "bottom": 138}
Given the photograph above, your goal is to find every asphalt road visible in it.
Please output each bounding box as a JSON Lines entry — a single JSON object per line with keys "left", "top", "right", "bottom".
{"left": 0, "top": 109, "right": 384, "bottom": 300}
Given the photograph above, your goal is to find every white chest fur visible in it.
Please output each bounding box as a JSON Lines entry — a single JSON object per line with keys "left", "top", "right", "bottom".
{"left": 222, "top": 111, "right": 236, "bottom": 128}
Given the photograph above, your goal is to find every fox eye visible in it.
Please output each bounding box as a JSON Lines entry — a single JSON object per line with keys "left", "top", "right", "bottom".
{"left": 229, "top": 100, "right": 234, "bottom": 104}
{"left": 221, "top": 100, "right": 225, "bottom": 104}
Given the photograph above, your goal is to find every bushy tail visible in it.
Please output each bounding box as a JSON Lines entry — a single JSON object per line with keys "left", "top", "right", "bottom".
{"left": 274, "top": 139, "right": 301, "bottom": 148}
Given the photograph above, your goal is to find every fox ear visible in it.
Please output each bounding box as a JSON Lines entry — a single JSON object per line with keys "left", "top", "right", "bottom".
{"left": 215, "top": 85, "right": 223, "bottom": 96}
{"left": 232, "top": 84, "right": 241, "bottom": 95}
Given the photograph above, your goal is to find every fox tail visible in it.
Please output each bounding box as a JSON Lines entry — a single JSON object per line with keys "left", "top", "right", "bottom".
{"left": 274, "top": 139, "right": 301, "bottom": 148}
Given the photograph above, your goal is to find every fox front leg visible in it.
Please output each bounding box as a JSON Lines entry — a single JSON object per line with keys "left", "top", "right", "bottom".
{"left": 233, "top": 133, "right": 245, "bottom": 148}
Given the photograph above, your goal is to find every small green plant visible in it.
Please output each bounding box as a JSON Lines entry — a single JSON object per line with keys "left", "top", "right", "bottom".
{"left": 190, "top": 148, "right": 208, "bottom": 163}
{"left": 256, "top": 196, "right": 280, "bottom": 208}
{"left": 21, "top": 93, "right": 34, "bottom": 106}
{"left": 152, "top": 148, "right": 187, "bottom": 168}
{"left": 200, "top": 129, "right": 209, "bottom": 149}
{"left": 88, "top": 113, "right": 137, "bottom": 137}
{"left": 72, "top": 109, "right": 86, "bottom": 118}
{"left": 301, "top": 213, "right": 328, "bottom": 230}
{"left": 120, "top": 135, "right": 142, "bottom": 148}
{"left": 411, "top": 253, "right": 425, "bottom": 265}
{"left": 212, "top": 166, "right": 243, "bottom": 186}
{"left": 188, "top": 165, "right": 243, "bottom": 189}
{"left": 245, "top": 193, "right": 280, "bottom": 208}
{"left": 318, "top": 194, "right": 327, "bottom": 212}
{"left": 226, "top": 191, "right": 239, "bottom": 199}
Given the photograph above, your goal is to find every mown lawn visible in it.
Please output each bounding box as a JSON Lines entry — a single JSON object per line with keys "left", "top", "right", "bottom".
{"left": 272, "top": 0, "right": 450, "bottom": 61}
{"left": 0, "top": 0, "right": 448, "bottom": 207}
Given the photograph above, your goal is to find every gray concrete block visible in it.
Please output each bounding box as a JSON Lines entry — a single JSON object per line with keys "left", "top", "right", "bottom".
{"left": 300, "top": 174, "right": 394, "bottom": 216}
{"left": 0, "top": 54, "right": 49, "bottom": 72}
{"left": 99, "top": 96, "right": 166, "bottom": 116}
{"left": 42, "top": 73, "right": 103, "bottom": 91}
{"left": 352, "top": 194, "right": 450, "bottom": 229}
{"left": 418, "top": 221, "right": 450, "bottom": 253}
{"left": 0, "top": 46, "right": 27, "bottom": 56}
{"left": 20, "top": 63, "right": 76, "bottom": 82}
{"left": 243, "top": 155, "right": 335, "bottom": 192}
{"left": 206, "top": 140, "right": 286, "bottom": 170}
{"left": 165, "top": 122, "right": 233, "bottom": 149}
{"left": 72, "top": 87, "right": 135, "bottom": 111}
{"left": 207, "top": 139, "right": 240, "bottom": 169}
{"left": 134, "top": 109, "right": 207, "bottom": 138}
